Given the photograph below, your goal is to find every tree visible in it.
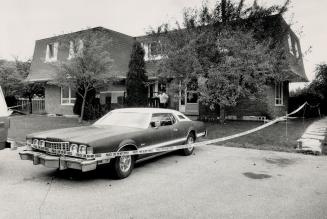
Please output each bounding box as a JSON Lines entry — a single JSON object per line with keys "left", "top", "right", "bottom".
{"left": 15, "top": 59, "right": 45, "bottom": 113}
{"left": 126, "top": 41, "right": 148, "bottom": 107}
{"left": 55, "top": 30, "right": 113, "bottom": 122}
{"left": 0, "top": 60, "right": 22, "bottom": 97}
{"left": 150, "top": 0, "right": 291, "bottom": 123}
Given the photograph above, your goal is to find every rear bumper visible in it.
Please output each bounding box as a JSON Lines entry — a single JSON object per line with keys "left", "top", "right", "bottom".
{"left": 19, "top": 150, "right": 99, "bottom": 172}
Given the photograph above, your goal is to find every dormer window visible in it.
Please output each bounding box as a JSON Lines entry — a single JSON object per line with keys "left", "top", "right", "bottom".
{"left": 142, "top": 41, "right": 164, "bottom": 61}
{"left": 67, "top": 40, "right": 83, "bottom": 60}
{"left": 68, "top": 41, "right": 75, "bottom": 60}
{"left": 45, "top": 42, "right": 59, "bottom": 62}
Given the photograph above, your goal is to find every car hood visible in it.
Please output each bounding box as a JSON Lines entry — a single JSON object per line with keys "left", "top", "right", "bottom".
{"left": 27, "top": 125, "right": 143, "bottom": 145}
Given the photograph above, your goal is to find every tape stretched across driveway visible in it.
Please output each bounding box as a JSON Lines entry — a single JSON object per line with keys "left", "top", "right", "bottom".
{"left": 99, "top": 102, "right": 308, "bottom": 158}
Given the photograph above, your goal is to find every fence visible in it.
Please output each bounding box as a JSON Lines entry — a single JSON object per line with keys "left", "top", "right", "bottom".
{"left": 15, "top": 98, "right": 45, "bottom": 114}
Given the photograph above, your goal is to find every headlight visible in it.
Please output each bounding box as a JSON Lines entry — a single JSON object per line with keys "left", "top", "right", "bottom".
{"left": 87, "top": 147, "right": 93, "bottom": 155}
{"left": 38, "top": 140, "right": 45, "bottom": 147}
{"left": 26, "top": 139, "right": 32, "bottom": 146}
{"left": 70, "top": 144, "right": 78, "bottom": 154}
{"left": 33, "top": 139, "right": 39, "bottom": 146}
{"left": 79, "top": 145, "right": 87, "bottom": 155}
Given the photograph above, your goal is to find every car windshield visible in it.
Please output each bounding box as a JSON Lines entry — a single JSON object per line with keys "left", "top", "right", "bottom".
{"left": 93, "top": 111, "right": 151, "bottom": 129}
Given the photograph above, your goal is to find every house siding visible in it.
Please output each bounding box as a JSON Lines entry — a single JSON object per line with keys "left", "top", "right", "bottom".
{"left": 199, "top": 82, "right": 289, "bottom": 120}
{"left": 45, "top": 84, "right": 74, "bottom": 115}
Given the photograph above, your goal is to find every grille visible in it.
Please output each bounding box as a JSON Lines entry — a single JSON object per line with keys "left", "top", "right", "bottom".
{"left": 45, "top": 141, "right": 70, "bottom": 152}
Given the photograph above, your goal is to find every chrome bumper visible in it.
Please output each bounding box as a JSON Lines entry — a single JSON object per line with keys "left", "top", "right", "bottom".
{"left": 19, "top": 150, "right": 99, "bottom": 172}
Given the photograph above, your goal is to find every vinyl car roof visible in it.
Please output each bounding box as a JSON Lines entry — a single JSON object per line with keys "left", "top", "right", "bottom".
{"left": 112, "top": 108, "right": 191, "bottom": 120}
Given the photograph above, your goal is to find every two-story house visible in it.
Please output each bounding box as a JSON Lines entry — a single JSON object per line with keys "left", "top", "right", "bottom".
{"left": 27, "top": 14, "right": 307, "bottom": 119}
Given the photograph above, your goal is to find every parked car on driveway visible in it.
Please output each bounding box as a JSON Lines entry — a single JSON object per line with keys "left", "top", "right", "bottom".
{"left": 19, "top": 108, "right": 206, "bottom": 179}
{"left": 0, "top": 86, "right": 10, "bottom": 150}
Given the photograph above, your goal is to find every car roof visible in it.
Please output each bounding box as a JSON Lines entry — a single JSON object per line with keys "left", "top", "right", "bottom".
{"left": 112, "top": 108, "right": 182, "bottom": 114}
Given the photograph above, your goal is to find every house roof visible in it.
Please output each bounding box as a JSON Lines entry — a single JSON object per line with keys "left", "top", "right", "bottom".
{"left": 27, "top": 27, "right": 135, "bottom": 82}
{"left": 28, "top": 15, "right": 308, "bottom": 83}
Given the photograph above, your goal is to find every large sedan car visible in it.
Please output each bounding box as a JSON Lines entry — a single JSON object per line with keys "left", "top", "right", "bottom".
{"left": 19, "top": 108, "right": 206, "bottom": 179}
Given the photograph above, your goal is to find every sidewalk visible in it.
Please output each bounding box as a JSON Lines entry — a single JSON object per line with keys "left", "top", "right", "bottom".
{"left": 297, "top": 117, "right": 327, "bottom": 155}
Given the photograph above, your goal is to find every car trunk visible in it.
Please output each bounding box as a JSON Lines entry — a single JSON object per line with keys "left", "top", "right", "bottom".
{"left": 0, "top": 86, "right": 9, "bottom": 150}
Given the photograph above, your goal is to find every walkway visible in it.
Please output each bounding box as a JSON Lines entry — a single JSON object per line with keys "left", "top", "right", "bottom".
{"left": 297, "top": 117, "right": 327, "bottom": 155}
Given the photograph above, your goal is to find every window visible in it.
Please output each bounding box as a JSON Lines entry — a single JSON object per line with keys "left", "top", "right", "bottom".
{"left": 178, "top": 115, "right": 186, "bottom": 120}
{"left": 151, "top": 113, "right": 175, "bottom": 127}
{"left": 275, "top": 82, "right": 283, "bottom": 106}
{"left": 68, "top": 41, "right": 75, "bottom": 60}
{"left": 67, "top": 40, "right": 83, "bottom": 60}
{"left": 61, "top": 87, "right": 76, "bottom": 105}
{"left": 45, "top": 42, "right": 59, "bottom": 62}
{"left": 142, "top": 42, "right": 164, "bottom": 61}
{"left": 288, "top": 34, "right": 293, "bottom": 55}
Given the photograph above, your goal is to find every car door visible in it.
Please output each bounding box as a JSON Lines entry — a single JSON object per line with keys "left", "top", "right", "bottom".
{"left": 137, "top": 113, "right": 174, "bottom": 158}
{"left": 170, "top": 114, "right": 190, "bottom": 144}
{"left": 0, "top": 86, "right": 9, "bottom": 150}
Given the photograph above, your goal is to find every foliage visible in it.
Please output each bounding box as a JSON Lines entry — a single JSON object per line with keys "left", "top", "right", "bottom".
{"left": 73, "top": 87, "right": 102, "bottom": 120}
{"left": 54, "top": 29, "right": 114, "bottom": 122}
{"left": 126, "top": 41, "right": 148, "bottom": 107}
{"left": 0, "top": 60, "right": 22, "bottom": 97}
{"left": 150, "top": 0, "right": 290, "bottom": 123}
{"left": 15, "top": 59, "right": 45, "bottom": 98}
{"left": 290, "top": 63, "right": 327, "bottom": 117}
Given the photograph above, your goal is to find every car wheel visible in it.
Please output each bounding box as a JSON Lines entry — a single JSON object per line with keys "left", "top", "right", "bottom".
{"left": 181, "top": 133, "right": 195, "bottom": 156}
{"left": 112, "top": 147, "right": 135, "bottom": 179}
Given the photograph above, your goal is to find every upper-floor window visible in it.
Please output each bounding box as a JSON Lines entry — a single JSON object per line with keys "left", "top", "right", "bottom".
{"left": 61, "top": 86, "right": 76, "bottom": 105}
{"left": 68, "top": 40, "right": 83, "bottom": 60}
{"left": 275, "top": 82, "right": 283, "bottom": 106}
{"left": 45, "top": 42, "right": 59, "bottom": 62}
{"left": 142, "top": 41, "right": 164, "bottom": 61}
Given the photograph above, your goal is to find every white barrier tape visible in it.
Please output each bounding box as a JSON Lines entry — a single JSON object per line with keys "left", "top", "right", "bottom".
{"left": 98, "top": 102, "right": 308, "bottom": 158}
{"left": 24, "top": 102, "right": 308, "bottom": 159}
{"left": 8, "top": 102, "right": 30, "bottom": 109}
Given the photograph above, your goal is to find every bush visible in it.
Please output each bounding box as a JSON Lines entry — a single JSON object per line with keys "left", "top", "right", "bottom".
{"left": 289, "top": 88, "right": 322, "bottom": 118}
{"left": 73, "top": 88, "right": 102, "bottom": 121}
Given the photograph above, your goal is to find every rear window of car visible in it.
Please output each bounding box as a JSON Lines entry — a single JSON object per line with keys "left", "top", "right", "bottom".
{"left": 177, "top": 115, "right": 186, "bottom": 120}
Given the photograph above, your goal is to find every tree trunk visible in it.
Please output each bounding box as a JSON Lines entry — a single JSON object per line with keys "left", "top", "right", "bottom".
{"left": 79, "top": 90, "right": 88, "bottom": 123}
{"left": 28, "top": 97, "right": 32, "bottom": 114}
{"left": 219, "top": 104, "right": 226, "bottom": 124}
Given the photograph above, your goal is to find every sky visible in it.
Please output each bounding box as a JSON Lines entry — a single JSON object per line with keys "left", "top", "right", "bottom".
{"left": 0, "top": 0, "right": 326, "bottom": 89}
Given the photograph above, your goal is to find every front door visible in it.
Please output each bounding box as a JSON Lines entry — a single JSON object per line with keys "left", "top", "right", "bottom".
{"left": 0, "top": 86, "right": 9, "bottom": 150}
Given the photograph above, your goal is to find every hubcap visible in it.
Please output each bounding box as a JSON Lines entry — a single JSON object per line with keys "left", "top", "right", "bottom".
{"left": 119, "top": 155, "right": 132, "bottom": 172}
{"left": 187, "top": 136, "right": 194, "bottom": 151}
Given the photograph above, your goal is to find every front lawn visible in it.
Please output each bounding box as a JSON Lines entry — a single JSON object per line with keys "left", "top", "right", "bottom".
{"left": 8, "top": 114, "right": 316, "bottom": 153}
{"left": 8, "top": 115, "right": 89, "bottom": 144}
{"left": 204, "top": 118, "right": 316, "bottom": 153}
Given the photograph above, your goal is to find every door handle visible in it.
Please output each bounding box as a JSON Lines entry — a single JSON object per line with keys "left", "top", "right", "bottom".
{"left": 173, "top": 128, "right": 178, "bottom": 132}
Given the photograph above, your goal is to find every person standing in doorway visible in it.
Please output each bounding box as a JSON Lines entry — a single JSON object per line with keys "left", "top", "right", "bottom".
{"left": 159, "top": 91, "right": 169, "bottom": 108}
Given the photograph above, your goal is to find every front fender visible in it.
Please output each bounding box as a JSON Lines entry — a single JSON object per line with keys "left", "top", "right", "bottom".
{"left": 118, "top": 139, "right": 138, "bottom": 151}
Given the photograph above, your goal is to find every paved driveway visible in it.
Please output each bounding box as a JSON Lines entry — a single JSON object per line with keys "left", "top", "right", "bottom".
{"left": 1, "top": 145, "right": 327, "bottom": 219}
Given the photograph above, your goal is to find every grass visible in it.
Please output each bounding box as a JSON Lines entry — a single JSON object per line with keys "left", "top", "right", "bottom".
{"left": 8, "top": 115, "right": 89, "bottom": 143}
{"left": 204, "top": 118, "right": 317, "bottom": 153}
{"left": 8, "top": 114, "right": 316, "bottom": 153}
